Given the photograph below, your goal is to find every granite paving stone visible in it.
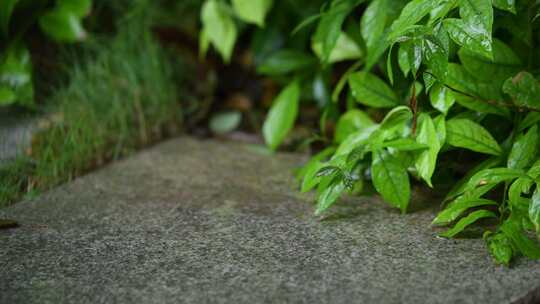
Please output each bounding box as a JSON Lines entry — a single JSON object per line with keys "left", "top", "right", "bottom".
{"left": 1, "top": 137, "right": 540, "bottom": 304}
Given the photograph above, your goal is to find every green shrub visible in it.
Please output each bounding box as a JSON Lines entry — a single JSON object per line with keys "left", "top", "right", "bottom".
{"left": 0, "top": 0, "right": 93, "bottom": 107}
{"left": 200, "top": 0, "right": 540, "bottom": 266}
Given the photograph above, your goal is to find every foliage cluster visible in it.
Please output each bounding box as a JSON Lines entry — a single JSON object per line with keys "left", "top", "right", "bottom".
{"left": 200, "top": 0, "right": 540, "bottom": 265}
{"left": 0, "top": 0, "right": 93, "bottom": 107}
{"left": 0, "top": 1, "right": 187, "bottom": 206}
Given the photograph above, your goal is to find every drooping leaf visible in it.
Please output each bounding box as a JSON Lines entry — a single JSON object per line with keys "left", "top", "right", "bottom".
{"left": 380, "top": 138, "right": 428, "bottom": 151}
{"left": 485, "top": 231, "right": 514, "bottom": 266}
{"left": 433, "top": 198, "right": 497, "bottom": 226}
{"left": 446, "top": 118, "right": 502, "bottom": 155}
{"left": 457, "top": 0, "right": 493, "bottom": 57}
{"left": 262, "top": 81, "right": 301, "bottom": 150}
{"left": 231, "top": 0, "right": 273, "bottom": 26}
{"left": 315, "top": 175, "right": 346, "bottom": 215}
{"left": 388, "top": 0, "right": 439, "bottom": 40}
{"left": 371, "top": 150, "right": 411, "bottom": 213}
{"left": 464, "top": 168, "right": 527, "bottom": 193}
{"left": 415, "top": 114, "right": 440, "bottom": 187}
{"left": 439, "top": 210, "right": 496, "bottom": 238}
{"left": 348, "top": 71, "right": 398, "bottom": 108}
{"left": 201, "top": 0, "right": 238, "bottom": 62}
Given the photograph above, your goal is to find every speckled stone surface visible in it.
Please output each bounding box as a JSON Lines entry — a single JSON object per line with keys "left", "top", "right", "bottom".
{"left": 1, "top": 137, "right": 540, "bottom": 304}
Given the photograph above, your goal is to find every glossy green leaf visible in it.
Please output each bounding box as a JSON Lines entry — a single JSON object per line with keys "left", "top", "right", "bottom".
{"left": 334, "top": 109, "right": 375, "bottom": 143}
{"left": 443, "top": 18, "right": 492, "bottom": 59}
{"left": 446, "top": 118, "right": 502, "bottom": 155}
{"left": 334, "top": 125, "right": 379, "bottom": 156}
{"left": 415, "top": 114, "right": 440, "bottom": 187}
{"left": 262, "top": 81, "right": 301, "bottom": 150}
{"left": 458, "top": 39, "right": 521, "bottom": 84}
{"left": 439, "top": 210, "right": 496, "bottom": 238}
{"left": 503, "top": 72, "right": 540, "bottom": 111}
{"left": 458, "top": 0, "right": 493, "bottom": 55}
{"left": 231, "top": 0, "right": 273, "bottom": 26}
{"left": 464, "top": 168, "right": 527, "bottom": 193}
{"left": 361, "top": 0, "right": 389, "bottom": 52}
{"left": 315, "top": 176, "right": 346, "bottom": 215}
{"left": 429, "top": 84, "right": 455, "bottom": 115}
{"left": 349, "top": 71, "right": 398, "bottom": 108}
{"left": 257, "top": 50, "right": 317, "bottom": 76}
{"left": 388, "top": 0, "right": 439, "bottom": 40}
{"left": 201, "top": 0, "right": 237, "bottom": 62}
{"left": 508, "top": 125, "right": 538, "bottom": 169}
{"left": 371, "top": 150, "right": 411, "bottom": 213}
{"left": 380, "top": 138, "right": 427, "bottom": 151}
{"left": 530, "top": 187, "right": 540, "bottom": 235}
{"left": 433, "top": 198, "right": 497, "bottom": 226}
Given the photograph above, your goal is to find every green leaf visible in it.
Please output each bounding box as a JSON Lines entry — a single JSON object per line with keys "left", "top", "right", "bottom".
{"left": 312, "top": 32, "right": 363, "bottom": 63}
{"left": 379, "top": 105, "right": 413, "bottom": 132}
{"left": 433, "top": 114, "right": 446, "bottom": 145}
{"left": 501, "top": 216, "right": 540, "bottom": 259}
{"left": 0, "top": 43, "right": 34, "bottom": 106}
{"left": 209, "top": 111, "right": 242, "bottom": 135}
{"left": 443, "top": 18, "right": 492, "bottom": 59}
{"left": 361, "top": 0, "right": 389, "bottom": 52}
{"left": 201, "top": 0, "right": 238, "bottom": 63}
{"left": 415, "top": 114, "right": 440, "bottom": 187}
{"left": 439, "top": 210, "right": 496, "bottom": 238}
{"left": 458, "top": 39, "right": 521, "bottom": 84}
{"left": 257, "top": 50, "right": 317, "bottom": 76}
{"left": 334, "top": 125, "right": 379, "bottom": 156}
{"left": 0, "top": 0, "right": 18, "bottom": 35}
{"left": 334, "top": 109, "right": 375, "bottom": 143}
{"left": 371, "top": 150, "right": 411, "bottom": 213}
{"left": 231, "top": 0, "right": 273, "bottom": 27}
{"left": 262, "top": 81, "right": 301, "bottom": 150}
{"left": 507, "top": 125, "right": 538, "bottom": 169}
{"left": 388, "top": 0, "right": 439, "bottom": 40}
{"left": 429, "top": 84, "right": 455, "bottom": 115}
{"left": 380, "top": 138, "right": 428, "bottom": 151}
{"left": 492, "top": 0, "right": 516, "bottom": 14}
{"left": 464, "top": 168, "right": 527, "bottom": 193}
{"left": 349, "top": 71, "right": 398, "bottom": 108}
{"left": 457, "top": 0, "right": 493, "bottom": 55}
{"left": 39, "top": 7, "right": 87, "bottom": 42}
{"left": 503, "top": 72, "right": 540, "bottom": 111}
{"left": 315, "top": 175, "right": 346, "bottom": 215}
{"left": 446, "top": 118, "right": 502, "bottom": 155}
{"left": 485, "top": 232, "right": 514, "bottom": 266}
{"left": 298, "top": 147, "right": 336, "bottom": 192}
{"left": 58, "top": 0, "right": 92, "bottom": 18}
{"left": 445, "top": 156, "right": 501, "bottom": 200}
{"left": 314, "top": 0, "right": 361, "bottom": 63}
{"left": 530, "top": 187, "right": 540, "bottom": 235}
{"left": 433, "top": 198, "right": 497, "bottom": 226}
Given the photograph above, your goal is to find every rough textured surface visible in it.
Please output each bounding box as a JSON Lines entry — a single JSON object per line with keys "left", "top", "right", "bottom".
{"left": 1, "top": 137, "right": 540, "bottom": 304}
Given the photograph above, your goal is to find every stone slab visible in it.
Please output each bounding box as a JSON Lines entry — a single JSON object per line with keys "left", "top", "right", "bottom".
{"left": 1, "top": 137, "right": 540, "bottom": 304}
